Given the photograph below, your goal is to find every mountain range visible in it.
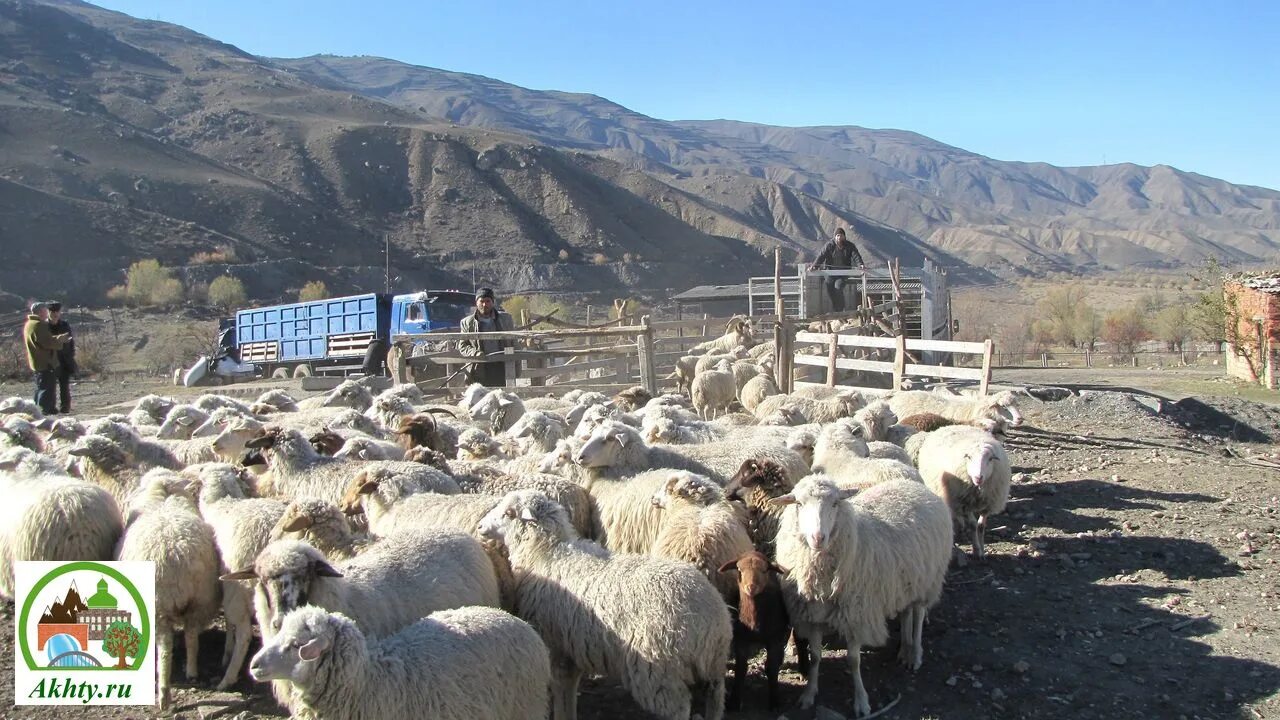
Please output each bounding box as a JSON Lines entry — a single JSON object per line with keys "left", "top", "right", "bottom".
{"left": 2, "top": 0, "right": 1278, "bottom": 307}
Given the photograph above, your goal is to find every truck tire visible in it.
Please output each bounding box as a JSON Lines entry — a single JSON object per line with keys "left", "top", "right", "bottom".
{"left": 293, "top": 364, "right": 314, "bottom": 378}
{"left": 271, "top": 366, "right": 291, "bottom": 379}
{"left": 363, "top": 339, "right": 388, "bottom": 376}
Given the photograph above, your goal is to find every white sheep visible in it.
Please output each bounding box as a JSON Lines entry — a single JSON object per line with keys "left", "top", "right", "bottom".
{"left": 690, "top": 315, "right": 755, "bottom": 355}
{"left": 773, "top": 475, "right": 952, "bottom": 715}
{"left": 188, "top": 462, "right": 288, "bottom": 689}
{"left": 852, "top": 400, "right": 897, "bottom": 441}
{"left": 691, "top": 359, "right": 736, "bottom": 420}
{"left": 254, "top": 388, "right": 299, "bottom": 412}
{"left": 915, "top": 425, "right": 1013, "bottom": 559}
{"left": 478, "top": 489, "right": 731, "bottom": 720}
{"left": 128, "top": 394, "right": 177, "bottom": 427}
{"left": 731, "top": 359, "right": 764, "bottom": 393}
{"left": 887, "top": 389, "right": 1024, "bottom": 432}
{"left": 643, "top": 416, "right": 727, "bottom": 445}
{"left": 468, "top": 388, "right": 526, "bottom": 432}
{"left": 0, "top": 462, "right": 122, "bottom": 600}
{"left": 755, "top": 389, "right": 866, "bottom": 423}
{"left": 189, "top": 406, "right": 263, "bottom": 439}
{"left": 364, "top": 392, "right": 417, "bottom": 432}
{"left": 1, "top": 415, "right": 43, "bottom": 452}
{"left": 224, "top": 530, "right": 500, "bottom": 638}
{"left": 83, "top": 418, "right": 182, "bottom": 470}
{"left": 248, "top": 605, "right": 550, "bottom": 720}
{"left": 650, "top": 471, "right": 754, "bottom": 600}
{"left": 154, "top": 404, "right": 210, "bottom": 440}
{"left": 66, "top": 435, "right": 142, "bottom": 508}
{"left": 193, "top": 393, "right": 255, "bottom": 416}
{"left": 811, "top": 422, "right": 923, "bottom": 490}
{"left": 739, "top": 372, "right": 780, "bottom": 413}
{"left": 116, "top": 494, "right": 221, "bottom": 710}
{"left": 500, "top": 409, "right": 567, "bottom": 454}
{"left": 297, "top": 379, "right": 375, "bottom": 411}
{"left": 0, "top": 396, "right": 42, "bottom": 419}
{"left": 332, "top": 435, "right": 407, "bottom": 461}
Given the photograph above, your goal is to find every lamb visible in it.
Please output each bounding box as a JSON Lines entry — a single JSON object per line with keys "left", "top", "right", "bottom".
{"left": 887, "top": 389, "right": 1024, "bottom": 432}
{"left": 915, "top": 425, "right": 1013, "bottom": 560}
{"left": 691, "top": 359, "right": 737, "bottom": 420}
{"left": 187, "top": 463, "right": 288, "bottom": 689}
{"left": 739, "top": 372, "right": 780, "bottom": 413}
{"left": 155, "top": 404, "right": 210, "bottom": 440}
{"left": 811, "top": 422, "right": 923, "bottom": 489}
{"left": 248, "top": 605, "right": 550, "bottom": 720}
{"left": 772, "top": 475, "right": 952, "bottom": 715}
{"left": 650, "top": 471, "right": 754, "bottom": 600}
{"left": 754, "top": 389, "right": 866, "bottom": 423}
{"left": 458, "top": 382, "right": 491, "bottom": 413}
{"left": 0, "top": 466, "right": 122, "bottom": 601}
{"left": 116, "top": 494, "right": 221, "bottom": 710}
{"left": 272, "top": 498, "right": 370, "bottom": 560}
{"left": 690, "top": 315, "right": 755, "bottom": 355}
{"left": 670, "top": 354, "right": 700, "bottom": 396}
{"left": 575, "top": 420, "right": 809, "bottom": 487}
{"left": 719, "top": 551, "right": 791, "bottom": 711}
{"left": 244, "top": 426, "right": 459, "bottom": 504}
{"left": 128, "top": 394, "right": 177, "bottom": 427}
{"left": 255, "top": 388, "right": 299, "bottom": 412}
{"left": 223, "top": 529, "right": 501, "bottom": 638}
{"left": 478, "top": 489, "right": 731, "bottom": 720}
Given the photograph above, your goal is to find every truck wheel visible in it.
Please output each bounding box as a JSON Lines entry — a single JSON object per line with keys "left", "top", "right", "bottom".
{"left": 293, "top": 364, "right": 314, "bottom": 378}
{"left": 271, "top": 367, "right": 290, "bottom": 379}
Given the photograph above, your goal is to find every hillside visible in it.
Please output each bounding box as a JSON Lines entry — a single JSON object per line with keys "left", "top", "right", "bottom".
{"left": 282, "top": 55, "right": 1280, "bottom": 275}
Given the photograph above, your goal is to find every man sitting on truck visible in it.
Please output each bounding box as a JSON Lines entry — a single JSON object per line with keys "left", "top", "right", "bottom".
{"left": 459, "top": 287, "right": 515, "bottom": 387}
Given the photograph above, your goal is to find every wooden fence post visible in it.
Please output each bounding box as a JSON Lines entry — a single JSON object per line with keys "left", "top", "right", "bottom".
{"left": 892, "top": 333, "right": 907, "bottom": 390}
{"left": 781, "top": 317, "right": 795, "bottom": 393}
{"left": 826, "top": 333, "right": 838, "bottom": 387}
{"left": 637, "top": 315, "right": 657, "bottom": 396}
{"left": 980, "top": 338, "right": 994, "bottom": 396}
{"left": 503, "top": 346, "right": 515, "bottom": 388}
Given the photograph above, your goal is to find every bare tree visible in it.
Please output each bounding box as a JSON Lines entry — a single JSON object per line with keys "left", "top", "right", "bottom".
{"left": 1103, "top": 306, "right": 1152, "bottom": 356}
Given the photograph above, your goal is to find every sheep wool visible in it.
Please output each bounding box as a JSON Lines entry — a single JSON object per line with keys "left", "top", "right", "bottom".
{"left": 915, "top": 424, "right": 1013, "bottom": 559}
{"left": 249, "top": 605, "right": 550, "bottom": 720}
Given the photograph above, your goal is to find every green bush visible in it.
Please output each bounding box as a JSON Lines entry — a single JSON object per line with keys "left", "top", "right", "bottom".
{"left": 208, "top": 276, "right": 247, "bottom": 311}
{"left": 108, "top": 260, "right": 185, "bottom": 307}
{"left": 298, "top": 280, "right": 329, "bottom": 302}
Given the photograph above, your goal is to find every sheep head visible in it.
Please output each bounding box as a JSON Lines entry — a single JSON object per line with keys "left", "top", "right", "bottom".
{"left": 988, "top": 390, "right": 1024, "bottom": 427}
{"left": 574, "top": 421, "right": 637, "bottom": 468}
{"left": 651, "top": 471, "right": 721, "bottom": 509}
{"left": 248, "top": 606, "right": 341, "bottom": 684}
{"left": 67, "top": 435, "right": 130, "bottom": 474}
{"left": 770, "top": 475, "right": 856, "bottom": 552}
{"left": 222, "top": 540, "right": 342, "bottom": 633}
{"left": 405, "top": 445, "right": 451, "bottom": 473}
{"left": 275, "top": 501, "right": 317, "bottom": 534}
{"left": 477, "top": 489, "right": 574, "bottom": 552}
{"left": 394, "top": 412, "right": 447, "bottom": 452}
{"left": 320, "top": 380, "right": 373, "bottom": 411}
{"left": 156, "top": 405, "right": 208, "bottom": 440}
{"left": 725, "top": 457, "right": 792, "bottom": 502}
{"left": 718, "top": 551, "right": 788, "bottom": 630}
{"left": 308, "top": 429, "right": 346, "bottom": 456}
{"left": 612, "top": 386, "right": 652, "bottom": 413}
{"left": 339, "top": 470, "right": 380, "bottom": 516}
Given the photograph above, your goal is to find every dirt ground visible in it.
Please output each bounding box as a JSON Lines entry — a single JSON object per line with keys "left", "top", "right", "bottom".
{"left": 2, "top": 367, "right": 1279, "bottom": 719}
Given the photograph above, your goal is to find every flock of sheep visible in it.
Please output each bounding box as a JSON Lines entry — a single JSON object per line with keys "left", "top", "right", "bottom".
{"left": 0, "top": 319, "right": 1024, "bottom": 720}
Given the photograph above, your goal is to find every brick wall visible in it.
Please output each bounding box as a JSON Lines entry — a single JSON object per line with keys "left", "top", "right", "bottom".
{"left": 1224, "top": 282, "right": 1280, "bottom": 388}
{"left": 37, "top": 623, "right": 88, "bottom": 651}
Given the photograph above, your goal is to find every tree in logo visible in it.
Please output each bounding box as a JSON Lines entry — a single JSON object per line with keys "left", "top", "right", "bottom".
{"left": 102, "top": 620, "right": 142, "bottom": 669}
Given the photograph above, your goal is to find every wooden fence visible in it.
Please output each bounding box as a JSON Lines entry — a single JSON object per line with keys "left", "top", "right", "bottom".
{"left": 401, "top": 314, "right": 776, "bottom": 395}
{"left": 788, "top": 327, "right": 994, "bottom": 395}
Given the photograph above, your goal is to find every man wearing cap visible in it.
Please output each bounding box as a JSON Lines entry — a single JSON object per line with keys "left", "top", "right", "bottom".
{"left": 23, "top": 302, "right": 71, "bottom": 415}
{"left": 458, "top": 288, "right": 515, "bottom": 387}
{"left": 47, "top": 302, "right": 76, "bottom": 414}
{"left": 808, "top": 227, "right": 866, "bottom": 313}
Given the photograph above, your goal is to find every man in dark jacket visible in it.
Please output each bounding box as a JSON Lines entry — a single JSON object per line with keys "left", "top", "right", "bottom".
{"left": 23, "top": 301, "right": 70, "bottom": 415}
{"left": 47, "top": 302, "right": 76, "bottom": 414}
{"left": 458, "top": 288, "right": 515, "bottom": 387}
{"left": 809, "top": 227, "right": 866, "bottom": 312}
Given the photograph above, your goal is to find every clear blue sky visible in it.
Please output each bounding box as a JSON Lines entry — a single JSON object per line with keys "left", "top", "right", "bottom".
{"left": 96, "top": 0, "right": 1280, "bottom": 190}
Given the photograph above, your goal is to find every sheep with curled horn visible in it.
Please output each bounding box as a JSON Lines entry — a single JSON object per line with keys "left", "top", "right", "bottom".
{"left": 392, "top": 409, "right": 460, "bottom": 457}
{"left": 689, "top": 315, "right": 755, "bottom": 355}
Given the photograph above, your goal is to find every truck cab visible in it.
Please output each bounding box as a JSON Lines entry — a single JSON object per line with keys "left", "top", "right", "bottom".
{"left": 390, "top": 291, "right": 476, "bottom": 338}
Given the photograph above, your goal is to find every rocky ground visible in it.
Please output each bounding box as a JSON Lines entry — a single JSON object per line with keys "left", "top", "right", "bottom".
{"left": 1, "top": 370, "right": 1279, "bottom": 719}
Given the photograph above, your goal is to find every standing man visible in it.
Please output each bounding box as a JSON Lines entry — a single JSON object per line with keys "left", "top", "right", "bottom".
{"left": 808, "top": 227, "right": 866, "bottom": 312}
{"left": 458, "top": 288, "right": 515, "bottom": 387}
{"left": 47, "top": 302, "right": 76, "bottom": 414}
{"left": 23, "top": 301, "right": 70, "bottom": 415}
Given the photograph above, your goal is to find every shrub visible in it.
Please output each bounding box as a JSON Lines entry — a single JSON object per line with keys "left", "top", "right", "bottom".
{"left": 0, "top": 333, "right": 25, "bottom": 380}
{"left": 73, "top": 331, "right": 107, "bottom": 377}
{"left": 208, "top": 276, "right": 247, "bottom": 311}
{"left": 188, "top": 245, "right": 239, "bottom": 265}
{"left": 298, "top": 280, "right": 329, "bottom": 302}
{"left": 592, "top": 252, "right": 608, "bottom": 265}
{"left": 501, "top": 294, "right": 568, "bottom": 328}
{"left": 109, "top": 260, "right": 185, "bottom": 307}
{"left": 1102, "top": 306, "right": 1151, "bottom": 356}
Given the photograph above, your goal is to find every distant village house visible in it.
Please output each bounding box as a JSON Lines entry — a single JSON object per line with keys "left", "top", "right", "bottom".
{"left": 1223, "top": 272, "right": 1280, "bottom": 389}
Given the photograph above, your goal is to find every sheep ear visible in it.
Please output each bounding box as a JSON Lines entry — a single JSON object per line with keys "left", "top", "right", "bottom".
{"left": 357, "top": 476, "right": 379, "bottom": 495}
{"left": 770, "top": 562, "right": 789, "bottom": 575}
{"left": 244, "top": 435, "right": 273, "bottom": 449}
{"left": 298, "top": 636, "right": 329, "bottom": 662}
{"left": 68, "top": 447, "right": 91, "bottom": 457}
{"left": 769, "top": 493, "right": 796, "bottom": 506}
{"left": 314, "top": 561, "right": 343, "bottom": 578}
{"left": 837, "top": 488, "right": 859, "bottom": 501}
{"left": 519, "top": 506, "right": 537, "bottom": 522}
{"left": 220, "top": 569, "right": 256, "bottom": 581}
{"left": 717, "top": 560, "right": 739, "bottom": 574}
{"left": 612, "top": 431, "right": 629, "bottom": 447}
{"left": 279, "top": 515, "right": 312, "bottom": 533}
{"left": 35, "top": 417, "right": 56, "bottom": 431}
{"left": 176, "top": 416, "right": 194, "bottom": 426}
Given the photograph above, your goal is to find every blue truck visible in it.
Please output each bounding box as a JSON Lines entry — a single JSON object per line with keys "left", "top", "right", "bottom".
{"left": 187, "top": 290, "right": 476, "bottom": 384}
